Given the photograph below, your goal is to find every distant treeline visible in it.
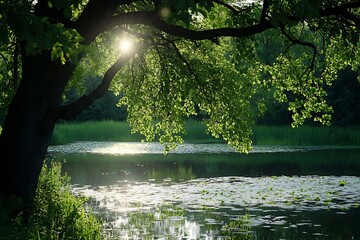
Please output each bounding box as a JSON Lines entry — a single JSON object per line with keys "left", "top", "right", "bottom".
{"left": 62, "top": 67, "right": 360, "bottom": 127}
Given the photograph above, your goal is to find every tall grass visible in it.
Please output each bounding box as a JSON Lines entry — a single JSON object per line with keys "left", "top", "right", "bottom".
{"left": 51, "top": 120, "right": 218, "bottom": 145}
{"left": 252, "top": 125, "right": 360, "bottom": 146}
{"left": 51, "top": 121, "right": 143, "bottom": 145}
{"left": 182, "top": 120, "right": 221, "bottom": 143}
{"left": 51, "top": 120, "right": 360, "bottom": 146}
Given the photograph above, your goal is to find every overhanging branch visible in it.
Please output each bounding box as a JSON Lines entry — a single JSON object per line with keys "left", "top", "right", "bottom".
{"left": 107, "top": 11, "right": 274, "bottom": 41}
{"left": 319, "top": 2, "right": 360, "bottom": 18}
{"left": 57, "top": 52, "right": 135, "bottom": 120}
{"left": 341, "top": 11, "right": 360, "bottom": 28}
{"left": 318, "top": 2, "right": 360, "bottom": 29}
{"left": 280, "top": 26, "right": 317, "bottom": 76}
{"left": 74, "top": 1, "right": 359, "bottom": 46}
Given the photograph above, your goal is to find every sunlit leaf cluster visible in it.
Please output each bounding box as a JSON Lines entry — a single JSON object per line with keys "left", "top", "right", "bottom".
{"left": 108, "top": 35, "right": 262, "bottom": 152}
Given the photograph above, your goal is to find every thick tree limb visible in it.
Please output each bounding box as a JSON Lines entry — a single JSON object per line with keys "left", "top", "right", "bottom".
{"left": 319, "top": 2, "right": 360, "bottom": 18}
{"left": 107, "top": 11, "right": 274, "bottom": 40}
{"left": 319, "top": 2, "right": 360, "bottom": 28}
{"left": 341, "top": 11, "right": 360, "bottom": 28}
{"left": 74, "top": 1, "right": 359, "bottom": 46}
{"left": 73, "top": 0, "right": 138, "bottom": 44}
{"left": 260, "top": 0, "right": 270, "bottom": 23}
{"left": 57, "top": 52, "right": 135, "bottom": 120}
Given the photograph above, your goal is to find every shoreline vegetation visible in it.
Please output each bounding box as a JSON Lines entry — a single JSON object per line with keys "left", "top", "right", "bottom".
{"left": 51, "top": 120, "right": 360, "bottom": 147}
{"left": 0, "top": 162, "right": 102, "bottom": 240}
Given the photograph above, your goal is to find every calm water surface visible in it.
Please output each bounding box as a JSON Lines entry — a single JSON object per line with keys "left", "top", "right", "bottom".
{"left": 48, "top": 142, "right": 360, "bottom": 239}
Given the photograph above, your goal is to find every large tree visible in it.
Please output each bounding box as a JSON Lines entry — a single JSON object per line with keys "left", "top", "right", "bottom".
{"left": 0, "top": 0, "right": 359, "bottom": 204}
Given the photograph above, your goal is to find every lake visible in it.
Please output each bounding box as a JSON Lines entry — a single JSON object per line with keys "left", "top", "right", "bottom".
{"left": 48, "top": 142, "right": 360, "bottom": 239}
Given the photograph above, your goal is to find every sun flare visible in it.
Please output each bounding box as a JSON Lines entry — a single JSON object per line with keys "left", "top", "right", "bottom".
{"left": 119, "top": 39, "right": 132, "bottom": 52}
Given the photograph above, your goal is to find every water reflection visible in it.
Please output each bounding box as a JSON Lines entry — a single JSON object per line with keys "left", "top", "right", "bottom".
{"left": 47, "top": 143, "right": 360, "bottom": 239}
{"left": 73, "top": 176, "right": 360, "bottom": 213}
{"left": 50, "top": 147, "right": 360, "bottom": 186}
{"left": 69, "top": 175, "right": 360, "bottom": 239}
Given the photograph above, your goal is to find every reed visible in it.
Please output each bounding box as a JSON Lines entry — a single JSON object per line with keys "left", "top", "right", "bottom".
{"left": 252, "top": 125, "right": 360, "bottom": 146}
{"left": 182, "top": 120, "right": 220, "bottom": 143}
{"left": 51, "top": 120, "right": 216, "bottom": 145}
{"left": 51, "top": 120, "right": 360, "bottom": 146}
{"left": 51, "top": 120, "right": 142, "bottom": 144}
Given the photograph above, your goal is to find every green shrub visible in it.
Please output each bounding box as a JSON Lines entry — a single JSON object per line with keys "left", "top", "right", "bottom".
{"left": 0, "top": 161, "right": 102, "bottom": 240}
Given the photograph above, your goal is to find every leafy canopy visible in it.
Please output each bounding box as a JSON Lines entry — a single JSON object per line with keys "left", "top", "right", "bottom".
{"left": 0, "top": 0, "right": 359, "bottom": 152}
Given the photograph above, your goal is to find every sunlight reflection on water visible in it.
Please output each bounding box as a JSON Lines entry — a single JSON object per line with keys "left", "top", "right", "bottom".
{"left": 48, "top": 141, "right": 346, "bottom": 155}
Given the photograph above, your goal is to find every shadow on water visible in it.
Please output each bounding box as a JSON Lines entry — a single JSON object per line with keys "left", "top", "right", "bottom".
{"left": 47, "top": 144, "right": 360, "bottom": 239}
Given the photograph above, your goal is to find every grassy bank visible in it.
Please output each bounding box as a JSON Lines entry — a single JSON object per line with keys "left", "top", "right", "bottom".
{"left": 51, "top": 120, "right": 360, "bottom": 146}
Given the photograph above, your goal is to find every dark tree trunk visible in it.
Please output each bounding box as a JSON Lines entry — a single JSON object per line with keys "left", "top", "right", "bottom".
{"left": 0, "top": 52, "right": 74, "bottom": 204}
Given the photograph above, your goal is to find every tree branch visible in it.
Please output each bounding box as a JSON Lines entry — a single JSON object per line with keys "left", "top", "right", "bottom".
{"left": 57, "top": 52, "right": 135, "bottom": 120}
{"left": 73, "top": 0, "right": 138, "bottom": 44}
{"left": 73, "top": 1, "right": 359, "bottom": 46}
{"left": 212, "top": 0, "right": 238, "bottom": 14}
{"left": 107, "top": 11, "right": 274, "bottom": 41}
{"left": 319, "top": 2, "right": 360, "bottom": 18}
{"left": 318, "top": 2, "right": 360, "bottom": 28}
{"left": 341, "top": 11, "right": 360, "bottom": 28}
{"left": 34, "top": 0, "right": 71, "bottom": 25}
{"left": 260, "top": 0, "right": 269, "bottom": 23}
{"left": 170, "top": 42, "right": 200, "bottom": 85}
{"left": 280, "top": 26, "right": 317, "bottom": 76}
